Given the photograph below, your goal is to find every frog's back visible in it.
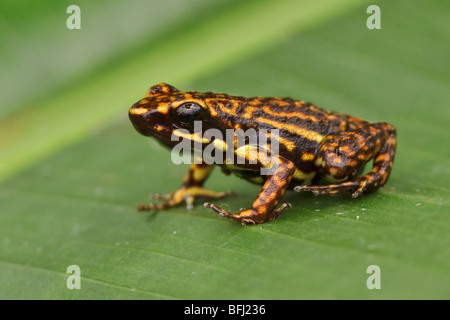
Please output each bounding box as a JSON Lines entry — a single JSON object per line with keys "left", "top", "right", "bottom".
{"left": 172, "top": 90, "right": 370, "bottom": 178}
{"left": 199, "top": 93, "right": 352, "bottom": 166}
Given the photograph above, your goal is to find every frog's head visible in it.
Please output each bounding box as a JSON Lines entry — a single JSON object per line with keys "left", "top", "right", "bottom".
{"left": 129, "top": 83, "right": 210, "bottom": 147}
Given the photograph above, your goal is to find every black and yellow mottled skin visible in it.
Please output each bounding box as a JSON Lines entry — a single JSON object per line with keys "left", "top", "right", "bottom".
{"left": 129, "top": 83, "right": 396, "bottom": 225}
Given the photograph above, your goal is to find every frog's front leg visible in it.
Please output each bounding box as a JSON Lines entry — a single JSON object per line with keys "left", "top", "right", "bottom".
{"left": 138, "top": 162, "right": 232, "bottom": 211}
{"left": 205, "top": 155, "right": 296, "bottom": 225}
{"left": 295, "top": 122, "right": 396, "bottom": 198}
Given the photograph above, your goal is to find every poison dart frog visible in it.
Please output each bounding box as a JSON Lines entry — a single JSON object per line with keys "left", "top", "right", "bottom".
{"left": 129, "top": 83, "right": 396, "bottom": 225}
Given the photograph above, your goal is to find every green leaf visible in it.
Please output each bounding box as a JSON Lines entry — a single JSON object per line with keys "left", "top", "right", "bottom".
{"left": 1, "top": 0, "right": 449, "bottom": 299}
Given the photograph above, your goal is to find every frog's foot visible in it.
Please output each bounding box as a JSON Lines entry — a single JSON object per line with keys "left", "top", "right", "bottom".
{"left": 294, "top": 181, "right": 361, "bottom": 197}
{"left": 204, "top": 202, "right": 292, "bottom": 225}
{"left": 294, "top": 173, "right": 385, "bottom": 198}
{"left": 138, "top": 187, "right": 234, "bottom": 211}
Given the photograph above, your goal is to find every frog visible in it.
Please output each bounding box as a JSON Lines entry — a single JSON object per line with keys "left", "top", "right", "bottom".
{"left": 129, "top": 83, "right": 396, "bottom": 225}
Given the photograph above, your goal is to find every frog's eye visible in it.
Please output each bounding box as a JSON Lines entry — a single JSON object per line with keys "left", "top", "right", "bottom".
{"left": 174, "top": 102, "right": 203, "bottom": 130}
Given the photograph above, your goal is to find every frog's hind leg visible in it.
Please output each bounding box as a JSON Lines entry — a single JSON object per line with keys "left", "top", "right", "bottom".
{"left": 295, "top": 122, "right": 396, "bottom": 198}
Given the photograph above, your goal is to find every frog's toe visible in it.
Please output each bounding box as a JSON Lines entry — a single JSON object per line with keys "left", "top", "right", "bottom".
{"left": 185, "top": 196, "right": 195, "bottom": 210}
{"left": 137, "top": 202, "right": 171, "bottom": 211}
{"left": 204, "top": 202, "right": 248, "bottom": 224}
{"left": 351, "top": 178, "right": 369, "bottom": 198}
{"left": 148, "top": 193, "right": 172, "bottom": 201}
{"left": 203, "top": 202, "right": 229, "bottom": 217}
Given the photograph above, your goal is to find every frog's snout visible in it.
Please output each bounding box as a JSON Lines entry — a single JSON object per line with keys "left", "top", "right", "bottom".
{"left": 129, "top": 98, "right": 152, "bottom": 114}
{"left": 129, "top": 98, "right": 170, "bottom": 138}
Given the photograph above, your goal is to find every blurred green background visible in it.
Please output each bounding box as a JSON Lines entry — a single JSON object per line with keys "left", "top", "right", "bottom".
{"left": 1, "top": 0, "right": 449, "bottom": 299}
